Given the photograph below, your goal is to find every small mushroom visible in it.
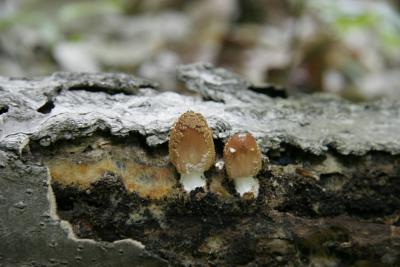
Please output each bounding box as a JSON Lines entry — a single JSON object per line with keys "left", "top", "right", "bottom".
{"left": 169, "top": 111, "right": 215, "bottom": 192}
{"left": 223, "top": 132, "right": 262, "bottom": 197}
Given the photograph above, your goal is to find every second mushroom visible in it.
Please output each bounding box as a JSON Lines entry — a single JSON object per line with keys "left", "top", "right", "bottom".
{"left": 223, "top": 133, "right": 262, "bottom": 197}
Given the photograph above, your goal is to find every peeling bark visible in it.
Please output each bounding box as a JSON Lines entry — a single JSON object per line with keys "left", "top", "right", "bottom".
{"left": 1, "top": 64, "right": 400, "bottom": 266}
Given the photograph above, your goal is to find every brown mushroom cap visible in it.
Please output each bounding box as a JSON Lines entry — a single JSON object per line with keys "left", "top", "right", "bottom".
{"left": 169, "top": 111, "right": 215, "bottom": 174}
{"left": 223, "top": 133, "right": 262, "bottom": 179}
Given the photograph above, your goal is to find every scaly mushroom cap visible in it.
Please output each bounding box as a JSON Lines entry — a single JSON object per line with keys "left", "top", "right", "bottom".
{"left": 169, "top": 111, "right": 215, "bottom": 174}
{"left": 223, "top": 133, "right": 262, "bottom": 179}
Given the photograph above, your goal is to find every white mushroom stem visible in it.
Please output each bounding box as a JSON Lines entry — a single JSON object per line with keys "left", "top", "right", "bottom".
{"left": 180, "top": 171, "right": 206, "bottom": 192}
{"left": 233, "top": 176, "right": 259, "bottom": 197}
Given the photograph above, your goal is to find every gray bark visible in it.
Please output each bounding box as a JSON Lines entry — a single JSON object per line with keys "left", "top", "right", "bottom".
{"left": 0, "top": 63, "right": 399, "bottom": 266}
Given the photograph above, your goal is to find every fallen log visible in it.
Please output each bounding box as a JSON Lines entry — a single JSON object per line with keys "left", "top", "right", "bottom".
{"left": 1, "top": 64, "right": 399, "bottom": 266}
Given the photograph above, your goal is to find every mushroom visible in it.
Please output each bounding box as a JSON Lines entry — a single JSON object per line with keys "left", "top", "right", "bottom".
{"left": 169, "top": 111, "right": 215, "bottom": 192}
{"left": 223, "top": 133, "right": 262, "bottom": 197}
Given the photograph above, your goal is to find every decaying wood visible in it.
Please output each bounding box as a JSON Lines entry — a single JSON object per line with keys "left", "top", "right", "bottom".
{"left": 1, "top": 64, "right": 399, "bottom": 266}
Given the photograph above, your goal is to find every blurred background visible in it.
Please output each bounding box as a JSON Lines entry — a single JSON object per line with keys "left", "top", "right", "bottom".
{"left": 1, "top": 0, "right": 400, "bottom": 101}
